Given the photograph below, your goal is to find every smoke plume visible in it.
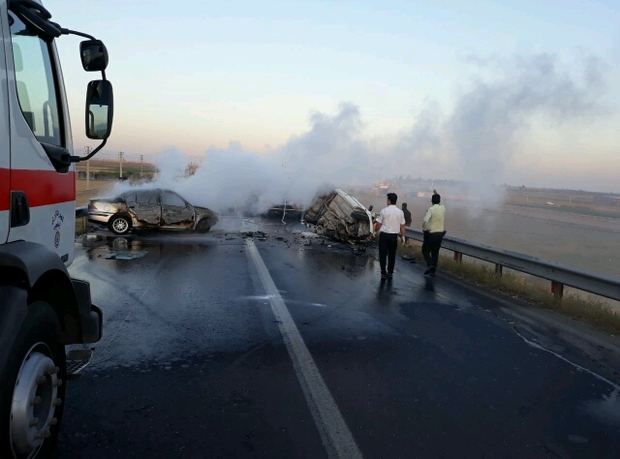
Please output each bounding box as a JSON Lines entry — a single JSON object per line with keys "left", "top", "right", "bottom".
{"left": 111, "top": 51, "right": 613, "bottom": 216}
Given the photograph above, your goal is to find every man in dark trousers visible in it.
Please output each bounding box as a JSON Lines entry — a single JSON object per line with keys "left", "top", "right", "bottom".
{"left": 374, "top": 193, "right": 406, "bottom": 280}
{"left": 422, "top": 190, "right": 446, "bottom": 276}
{"left": 401, "top": 203, "right": 412, "bottom": 227}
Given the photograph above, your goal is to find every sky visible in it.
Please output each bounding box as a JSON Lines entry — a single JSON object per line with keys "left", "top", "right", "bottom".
{"left": 46, "top": 0, "right": 620, "bottom": 193}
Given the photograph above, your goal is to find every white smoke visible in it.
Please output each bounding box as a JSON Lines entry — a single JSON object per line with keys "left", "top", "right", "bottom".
{"left": 389, "top": 50, "right": 612, "bottom": 213}
{"left": 123, "top": 103, "right": 378, "bottom": 215}
{"left": 450, "top": 52, "right": 609, "bottom": 185}
{"left": 113, "top": 51, "right": 614, "bottom": 216}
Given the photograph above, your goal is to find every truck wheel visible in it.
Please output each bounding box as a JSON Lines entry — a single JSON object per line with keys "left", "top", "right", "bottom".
{"left": 0, "top": 301, "right": 66, "bottom": 459}
{"left": 195, "top": 218, "right": 212, "bottom": 233}
{"left": 108, "top": 215, "right": 132, "bottom": 235}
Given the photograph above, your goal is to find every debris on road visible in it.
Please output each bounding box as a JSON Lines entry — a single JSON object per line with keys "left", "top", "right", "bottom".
{"left": 264, "top": 204, "right": 305, "bottom": 220}
{"left": 100, "top": 251, "right": 148, "bottom": 260}
{"left": 242, "top": 230, "right": 267, "bottom": 239}
{"left": 402, "top": 254, "right": 417, "bottom": 263}
{"left": 291, "top": 230, "right": 320, "bottom": 239}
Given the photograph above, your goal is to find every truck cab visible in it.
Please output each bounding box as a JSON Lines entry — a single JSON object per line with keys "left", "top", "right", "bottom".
{"left": 0, "top": 1, "right": 113, "bottom": 457}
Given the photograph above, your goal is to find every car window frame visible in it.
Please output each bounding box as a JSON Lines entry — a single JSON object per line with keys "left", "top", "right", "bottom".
{"left": 135, "top": 190, "right": 160, "bottom": 205}
{"left": 124, "top": 192, "right": 137, "bottom": 203}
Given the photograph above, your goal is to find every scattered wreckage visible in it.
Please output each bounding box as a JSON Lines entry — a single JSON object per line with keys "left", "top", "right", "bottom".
{"left": 264, "top": 203, "right": 305, "bottom": 220}
{"left": 303, "top": 189, "right": 375, "bottom": 243}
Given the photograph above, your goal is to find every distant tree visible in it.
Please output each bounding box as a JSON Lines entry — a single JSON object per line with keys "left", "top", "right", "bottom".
{"left": 185, "top": 162, "right": 199, "bottom": 177}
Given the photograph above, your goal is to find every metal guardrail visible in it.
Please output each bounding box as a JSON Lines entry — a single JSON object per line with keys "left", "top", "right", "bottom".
{"left": 405, "top": 228, "right": 620, "bottom": 302}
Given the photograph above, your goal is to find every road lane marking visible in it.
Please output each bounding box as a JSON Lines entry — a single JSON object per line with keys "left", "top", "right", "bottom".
{"left": 246, "top": 239, "right": 364, "bottom": 459}
{"left": 239, "top": 295, "right": 328, "bottom": 308}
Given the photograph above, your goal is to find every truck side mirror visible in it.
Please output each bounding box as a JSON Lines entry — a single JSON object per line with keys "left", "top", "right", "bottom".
{"left": 80, "top": 40, "right": 109, "bottom": 71}
{"left": 85, "top": 80, "right": 113, "bottom": 140}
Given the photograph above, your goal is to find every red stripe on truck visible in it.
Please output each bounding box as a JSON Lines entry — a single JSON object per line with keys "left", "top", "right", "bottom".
{"left": 0, "top": 168, "right": 75, "bottom": 211}
{"left": 0, "top": 168, "right": 9, "bottom": 212}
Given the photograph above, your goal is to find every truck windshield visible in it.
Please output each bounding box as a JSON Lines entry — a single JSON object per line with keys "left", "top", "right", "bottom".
{"left": 9, "top": 11, "right": 64, "bottom": 147}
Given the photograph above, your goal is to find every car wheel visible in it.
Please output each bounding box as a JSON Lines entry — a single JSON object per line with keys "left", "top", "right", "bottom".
{"left": 195, "top": 218, "right": 212, "bottom": 233}
{"left": 0, "top": 301, "right": 66, "bottom": 459}
{"left": 350, "top": 211, "right": 369, "bottom": 222}
{"left": 108, "top": 215, "right": 132, "bottom": 235}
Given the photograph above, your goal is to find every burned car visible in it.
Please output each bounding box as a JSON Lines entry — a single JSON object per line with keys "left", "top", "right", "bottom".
{"left": 264, "top": 204, "right": 305, "bottom": 220}
{"left": 304, "top": 189, "right": 375, "bottom": 242}
{"left": 88, "top": 188, "right": 218, "bottom": 235}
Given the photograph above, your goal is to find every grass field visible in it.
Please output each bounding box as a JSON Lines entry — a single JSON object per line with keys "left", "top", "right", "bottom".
{"left": 76, "top": 179, "right": 114, "bottom": 206}
{"left": 357, "top": 191, "right": 620, "bottom": 281}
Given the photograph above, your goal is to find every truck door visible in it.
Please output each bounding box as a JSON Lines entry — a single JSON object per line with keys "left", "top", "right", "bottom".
{"left": 0, "top": 13, "right": 9, "bottom": 244}
{"left": 6, "top": 10, "right": 76, "bottom": 262}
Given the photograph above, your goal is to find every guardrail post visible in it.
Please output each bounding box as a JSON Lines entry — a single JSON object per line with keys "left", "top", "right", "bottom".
{"left": 551, "top": 281, "right": 564, "bottom": 301}
{"left": 495, "top": 264, "right": 503, "bottom": 276}
{"left": 453, "top": 252, "right": 463, "bottom": 263}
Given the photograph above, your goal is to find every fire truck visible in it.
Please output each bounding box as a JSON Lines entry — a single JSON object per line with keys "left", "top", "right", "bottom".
{"left": 0, "top": 0, "right": 113, "bottom": 457}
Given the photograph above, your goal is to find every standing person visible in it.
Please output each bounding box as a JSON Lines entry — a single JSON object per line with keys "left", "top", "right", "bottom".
{"left": 401, "top": 203, "right": 412, "bottom": 227}
{"left": 421, "top": 190, "right": 446, "bottom": 276}
{"left": 374, "top": 193, "right": 406, "bottom": 280}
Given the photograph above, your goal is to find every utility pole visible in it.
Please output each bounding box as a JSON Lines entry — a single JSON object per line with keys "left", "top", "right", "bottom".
{"left": 119, "top": 151, "right": 124, "bottom": 179}
{"left": 84, "top": 146, "right": 91, "bottom": 190}
{"left": 281, "top": 158, "right": 288, "bottom": 224}
{"left": 140, "top": 154, "right": 144, "bottom": 178}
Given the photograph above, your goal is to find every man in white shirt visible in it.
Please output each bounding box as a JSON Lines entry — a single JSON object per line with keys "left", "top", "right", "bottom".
{"left": 422, "top": 190, "right": 446, "bottom": 276}
{"left": 373, "top": 193, "right": 406, "bottom": 280}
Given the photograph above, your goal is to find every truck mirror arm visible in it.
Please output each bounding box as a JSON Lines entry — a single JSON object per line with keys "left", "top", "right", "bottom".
{"left": 9, "top": 1, "right": 97, "bottom": 41}
{"left": 59, "top": 28, "right": 96, "bottom": 41}
{"left": 70, "top": 138, "right": 108, "bottom": 163}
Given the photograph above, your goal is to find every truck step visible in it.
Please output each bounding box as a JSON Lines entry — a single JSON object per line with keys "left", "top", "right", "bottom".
{"left": 66, "top": 349, "right": 94, "bottom": 380}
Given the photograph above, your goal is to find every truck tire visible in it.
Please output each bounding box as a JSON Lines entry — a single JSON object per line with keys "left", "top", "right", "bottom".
{"left": 108, "top": 214, "right": 132, "bottom": 235}
{"left": 195, "top": 218, "right": 212, "bottom": 233}
{"left": 0, "top": 301, "right": 66, "bottom": 459}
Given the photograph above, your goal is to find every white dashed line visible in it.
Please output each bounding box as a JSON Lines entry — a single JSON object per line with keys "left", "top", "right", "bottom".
{"left": 246, "top": 239, "right": 364, "bottom": 459}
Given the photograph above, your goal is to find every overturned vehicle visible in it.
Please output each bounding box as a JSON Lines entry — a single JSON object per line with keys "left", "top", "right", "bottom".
{"left": 304, "top": 189, "right": 375, "bottom": 243}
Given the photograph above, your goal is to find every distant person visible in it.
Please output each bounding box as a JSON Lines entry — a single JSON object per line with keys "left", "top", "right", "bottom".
{"left": 374, "top": 193, "right": 406, "bottom": 280}
{"left": 422, "top": 190, "right": 446, "bottom": 276}
{"left": 401, "top": 203, "right": 412, "bottom": 227}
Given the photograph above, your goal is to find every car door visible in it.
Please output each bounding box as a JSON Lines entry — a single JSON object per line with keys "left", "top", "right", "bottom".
{"left": 132, "top": 190, "right": 161, "bottom": 225}
{"left": 160, "top": 190, "right": 195, "bottom": 228}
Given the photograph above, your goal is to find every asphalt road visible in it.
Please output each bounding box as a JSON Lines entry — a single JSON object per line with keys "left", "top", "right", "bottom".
{"left": 54, "top": 217, "right": 620, "bottom": 458}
